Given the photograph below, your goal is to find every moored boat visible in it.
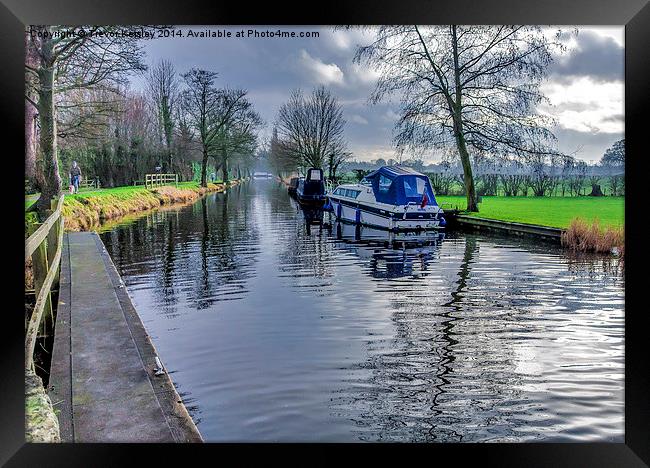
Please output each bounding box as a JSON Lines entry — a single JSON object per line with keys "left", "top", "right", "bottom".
{"left": 327, "top": 166, "right": 446, "bottom": 231}
{"left": 296, "top": 168, "right": 326, "bottom": 206}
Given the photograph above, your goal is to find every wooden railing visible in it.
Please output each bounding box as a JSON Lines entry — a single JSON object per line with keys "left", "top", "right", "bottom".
{"left": 145, "top": 173, "right": 178, "bottom": 189}
{"left": 77, "top": 177, "right": 101, "bottom": 191}
{"left": 25, "top": 195, "right": 65, "bottom": 371}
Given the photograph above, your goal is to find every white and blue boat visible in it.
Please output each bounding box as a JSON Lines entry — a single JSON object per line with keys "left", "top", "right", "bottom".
{"left": 327, "top": 166, "right": 446, "bottom": 231}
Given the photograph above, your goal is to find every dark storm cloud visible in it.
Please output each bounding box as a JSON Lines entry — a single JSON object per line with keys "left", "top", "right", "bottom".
{"left": 549, "top": 30, "right": 624, "bottom": 83}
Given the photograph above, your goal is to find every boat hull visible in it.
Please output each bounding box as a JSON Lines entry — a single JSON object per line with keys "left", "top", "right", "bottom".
{"left": 329, "top": 198, "right": 444, "bottom": 231}
{"left": 297, "top": 193, "right": 327, "bottom": 207}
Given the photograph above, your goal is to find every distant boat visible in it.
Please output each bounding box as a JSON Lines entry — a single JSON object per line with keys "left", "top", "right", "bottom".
{"left": 296, "top": 168, "right": 327, "bottom": 206}
{"left": 327, "top": 165, "right": 446, "bottom": 231}
{"left": 253, "top": 172, "right": 273, "bottom": 179}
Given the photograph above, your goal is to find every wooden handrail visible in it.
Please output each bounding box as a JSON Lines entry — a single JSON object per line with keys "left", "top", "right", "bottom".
{"left": 25, "top": 194, "right": 65, "bottom": 371}
{"left": 25, "top": 195, "right": 64, "bottom": 260}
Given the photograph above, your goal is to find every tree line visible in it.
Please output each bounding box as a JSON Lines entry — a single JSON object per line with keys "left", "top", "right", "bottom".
{"left": 25, "top": 26, "right": 262, "bottom": 216}
{"left": 27, "top": 25, "right": 624, "bottom": 216}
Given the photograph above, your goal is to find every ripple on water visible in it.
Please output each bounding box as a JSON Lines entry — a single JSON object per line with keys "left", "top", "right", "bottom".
{"left": 100, "top": 182, "right": 624, "bottom": 442}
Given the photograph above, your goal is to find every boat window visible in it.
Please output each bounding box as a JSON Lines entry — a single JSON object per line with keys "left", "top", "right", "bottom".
{"left": 403, "top": 176, "right": 427, "bottom": 197}
{"left": 378, "top": 174, "right": 392, "bottom": 193}
{"left": 402, "top": 176, "right": 434, "bottom": 203}
{"left": 309, "top": 169, "right": 321, "bottom": 181}
{"left": 349, "top": 190, "right": 361, "bottom": 199}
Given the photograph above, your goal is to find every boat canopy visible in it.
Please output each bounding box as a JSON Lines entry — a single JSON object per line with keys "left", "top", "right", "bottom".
{"left": 362, "top": 166, "right": 437, "bottom": 206}
{"left": 299, "top": 168, "right": 325, "bottom": 197}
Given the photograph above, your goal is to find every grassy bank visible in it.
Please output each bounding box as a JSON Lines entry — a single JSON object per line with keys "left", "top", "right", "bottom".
{"left": 62, "top": 180, "right": 237, "bottom": 231}
{"left": 436, "top": 195, "right": 624, "bottom": 229}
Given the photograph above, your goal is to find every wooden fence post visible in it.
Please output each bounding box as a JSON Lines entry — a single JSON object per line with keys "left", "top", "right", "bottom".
{"left": 29, "top": 223, "right": 53, "bottom": 339}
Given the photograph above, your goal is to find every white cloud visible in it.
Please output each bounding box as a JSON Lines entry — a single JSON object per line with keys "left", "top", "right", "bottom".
{"left": 579, "top": 26, "right": 624, "bottom": 47}
{"left": 382, "top": 109, "right": 400, "bottom": 123}
{"left": 539, "top": 77, "right": 624, "bottom": 134}
{"left": 349, "top": 114, "right": 369, "bottom": 125}
{"left": 348, "top": 63, "right": 381, "bottom": 85}
{"left": 298, "top": 49, "right": 344, "bottom": 86}
{"left": 329, "top": 28, "right": 376, "bottom": 51}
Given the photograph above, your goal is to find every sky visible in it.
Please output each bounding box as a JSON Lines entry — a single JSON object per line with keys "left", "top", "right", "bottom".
{"left": 132, "top": 25, "right": 624, "bottom": 164}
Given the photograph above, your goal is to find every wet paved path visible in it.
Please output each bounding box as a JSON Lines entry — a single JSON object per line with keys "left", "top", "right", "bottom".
{"left": 48, "top": 232, "right": 200, "bottom": 442}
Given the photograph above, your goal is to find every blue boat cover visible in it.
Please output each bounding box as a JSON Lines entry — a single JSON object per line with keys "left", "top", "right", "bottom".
{"left": 362, "top": 166, "right": 438, "bottom": 206}
{"left": 298, "top": 168, "right": 325, "bottom": 198}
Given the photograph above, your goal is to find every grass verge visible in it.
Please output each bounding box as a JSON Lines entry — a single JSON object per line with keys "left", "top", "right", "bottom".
{"left": 62, "top": 180, "right": 235, "bottom": 231}
{"left": 436, "top": 195, "right": 624, "bottom": 229}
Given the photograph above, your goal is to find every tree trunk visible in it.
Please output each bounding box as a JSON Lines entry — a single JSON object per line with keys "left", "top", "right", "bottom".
{"left": 36, "top": 36, "right": 61, "bottom": 216}
{"left": 453, "top": 122, "right": 478, "bottom": 212}
{"left": 222, "top": 156, "right": 229, "bottom": 183}
{"left": 25, "top": 99, "right": 38, "bottom": 186}
{"left": 200, "top": 147, "right": 208, "bottom": 187}
{"left": 589, "top": 184, "right": 604, "bottom": 197}
{"left": 25, "top": 31, "right": 39, "bottom": 188}
{"left": 450, "top": 26, "right": 478, "bottom": 213}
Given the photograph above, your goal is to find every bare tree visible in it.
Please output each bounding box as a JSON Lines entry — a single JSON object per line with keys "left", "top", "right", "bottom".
{"left": 353, "top": 25, "right": 567, "bottom": 211}
{"left": 268, "top": 126, "right": 297, "bottom": 177}
{"left": 181, "top": 68, "right": 251, "bottom": 186}
{"left": 276, "top": 86, "right": 348, "bottom": 175}
{"left": 212, "top": 107, "right": 262, "bottom": 182}
{"left": 600, "top": 139, "right": 625, "bottom": 168}
{"left": 568, "top": 160, "right": 588, "bottom": 196}
{"left": 25, "top": 25, "right": 147, "bottom": 214}
{"left": 147, "top": 60, "right": 179, "bottom": 172}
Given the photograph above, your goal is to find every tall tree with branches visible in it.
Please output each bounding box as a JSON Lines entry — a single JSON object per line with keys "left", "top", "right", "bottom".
{"left": 181, "top": 68, "right": 252, "bottom": 186}
{"left": 25, "top": 25, "right": 147, "bottom": 215}
{"left": 276, "top": 86, "right": 348, "bottom": 175}
{"left": 147, "top": 60, "right": 179, "bottom": 173}
{"left": 212, "top": 107, "right": 262, "bottom": 182}
{"left": 353, "top": 25, "right": 567, "bottom": 211}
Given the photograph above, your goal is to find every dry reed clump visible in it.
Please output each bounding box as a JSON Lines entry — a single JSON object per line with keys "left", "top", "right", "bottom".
{"left": 561, "top": 218, "right": 624, "bottom": 255}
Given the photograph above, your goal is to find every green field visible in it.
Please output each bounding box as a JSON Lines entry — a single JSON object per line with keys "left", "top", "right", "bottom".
{"left": 436, "top": 195, "right": 624, "bottom": 229}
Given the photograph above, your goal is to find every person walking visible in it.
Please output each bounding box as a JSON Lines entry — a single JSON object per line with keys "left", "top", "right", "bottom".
{"left": 69, "top": 161, "right": 82, "bottom": 194}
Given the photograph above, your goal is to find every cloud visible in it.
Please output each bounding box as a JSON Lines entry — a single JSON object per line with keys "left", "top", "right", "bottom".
{"left": 328, "top": 28, "right": 375, "bottom": 51}
{"left": 349, "top": 114, "right": 369, "bottom": 125}
{"left": 297, "top": 49, "right": 344, "bottom": 86}
{"left": 552, "top": 127, "right": 624, "bottom": 161}
{"left": 549, "top": 29, "right": 623, "bottom": 83}
{"left": 539, "top": 77, "right": 624, "bottom": 134}
{"left": 382, "top": 109, "right": 400, "bottom": 123}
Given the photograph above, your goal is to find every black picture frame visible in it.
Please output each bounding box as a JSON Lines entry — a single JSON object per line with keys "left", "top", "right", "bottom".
{"left": 1, "top": 0, "right": 647, "bottom": 465}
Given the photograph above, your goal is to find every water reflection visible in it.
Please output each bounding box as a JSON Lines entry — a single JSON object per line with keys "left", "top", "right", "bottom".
{"left": 101, "top": 181, "right": 624, "bottom": 442}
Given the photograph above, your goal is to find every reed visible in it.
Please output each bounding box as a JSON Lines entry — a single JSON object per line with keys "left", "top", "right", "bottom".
{"left": 561, "top": 217, "right": 624, "bottom": 255}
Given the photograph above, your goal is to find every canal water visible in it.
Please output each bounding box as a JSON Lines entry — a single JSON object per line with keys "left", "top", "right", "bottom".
{"left": 100, "top": 181, "right": 624, "bottom": 442}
